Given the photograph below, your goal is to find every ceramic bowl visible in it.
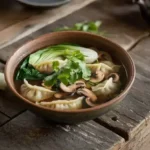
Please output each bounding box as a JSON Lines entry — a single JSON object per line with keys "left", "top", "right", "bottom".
{"left": 5, "top": 31, "right": 135, "bottom": 124}
{"left": 17, "top": 0, "right": 70, "bottom": 7}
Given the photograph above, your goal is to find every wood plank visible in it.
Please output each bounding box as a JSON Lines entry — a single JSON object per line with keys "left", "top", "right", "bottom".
{"left": 0, "top": 112, "right": 9, "bottom": 126}
{"left": 130, "top": 38, "right": 150, "bottom": 64}
{"left": 0, "top": 63, "right": 25, "bottom": 118}
{"left": 31, "top": 0, "right": 149, "bottom": 51}
{"left": 0, "top": 89, "right": 26, "bottom": 118}
{"left": 0, "top": 0, "right": 96, "bottom": 50}
{"left": 121, "top": 119, "right": 150, "bottom": 150}
{"left": 0, "top": 0, "right": 41, "bottom": 31}
{"left": 0, "top": 111, "right": 124, "bottom": 150}
{"left": 0, "top": 0, "right": 148, "bottom": 62}
{"left": 95, "top": 37, "right": 150, "bottom": 141}
{"left": 30, "top": 0, "right": 149, "bottom": 50}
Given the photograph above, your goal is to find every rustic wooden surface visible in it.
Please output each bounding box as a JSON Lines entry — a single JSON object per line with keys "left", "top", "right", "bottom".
{"left": 0, "top": 0, "right": 149, "bottom": 62}
{"left": 0, "top": 0, "right": 96, "bottom": 50}
{"left": 0, "top": 0, "right": 39, "bottom": 31}
{"left": 0, "top": 111, "right": 124, "bottom": 150}
{"left": 96, "top": 37, "right": 150, "bottom": 142}
{"left": 0, "top": 0, "right": 150, "bottom": 150}
{"left": 0, "top": 63, "right": 25, "bottom": 118}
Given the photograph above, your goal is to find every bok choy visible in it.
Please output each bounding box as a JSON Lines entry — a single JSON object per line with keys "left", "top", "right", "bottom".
{"left": 29, "top": 44, "right": 98, "bottom": 65}
{"left": 16, "top": 44, "right": 96, "bottom": 85}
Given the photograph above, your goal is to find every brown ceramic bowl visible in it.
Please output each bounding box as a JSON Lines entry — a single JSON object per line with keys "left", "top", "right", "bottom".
{"left": 5, "top": 31, "right": 135, "bottom": 124}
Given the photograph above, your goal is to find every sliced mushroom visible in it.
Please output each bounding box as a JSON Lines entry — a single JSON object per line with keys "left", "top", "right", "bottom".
{"left": 60, "top": 80, "right": 86, "bottom": 93}
{"left": 106, "top": 73, "right": 120, "bottom": 82}
{"left": 90, "top": 70, "right": 104, "bottom": 83}
{"left": 77, "top": 88, "right": 98, "bottom": 107}
{"left": 77, "top": 88, "right": 97, "bottom": 102}
{"left": 98, "top": 51, "right": 112, "bottom": 61}
{"left": 86, "top": 98, "right": 98, "bottom": 107}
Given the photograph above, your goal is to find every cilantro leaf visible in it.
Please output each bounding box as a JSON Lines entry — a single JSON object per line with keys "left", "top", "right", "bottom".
{"left": 52, "top": 61, "right": 60, "bottom": 72}
{"left": 55, "top": 21, "right": 104, "bottom": 35}
{"left": 44, "top": 51, "right": 91, "bottom": 86}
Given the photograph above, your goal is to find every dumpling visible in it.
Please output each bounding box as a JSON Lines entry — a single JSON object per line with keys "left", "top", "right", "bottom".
{"left": 101, "top": 61, "right": 121, "bottom": 70}
{"left": 21, "top": 79, "right": 56, "bottom": 102}
{"left": 87, "top": 63, "right": 101, "bottom": 73}
{"left": 34, "top": 59, "right": 67, "bottom": 74}
{"left": 100, "top": 61, "right": 121, "bottom": 76}
{"left": 36, "top": 96, "right": 84, "bottom": 110}
{"left": 92, "top": 77, "right": 121, "bottom": 101}
{"left": 87, "top": 61, "right": 120, "bottom": 76}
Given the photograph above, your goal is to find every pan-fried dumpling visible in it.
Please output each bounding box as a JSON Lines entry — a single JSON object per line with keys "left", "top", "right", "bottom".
{"left": 36, "top": 96, "right": 84, "bottom": 110}
{"left": 34, "top": 59, "right": 67, "bottom": 74}
{"left": 100, "top": 61, "right": 121, "bottom": 76}
{"left": 92, "top": 77, "right": 121, "bottom": 101}
{"left": 21, "top": 79, "right": 56, "bottom": 102}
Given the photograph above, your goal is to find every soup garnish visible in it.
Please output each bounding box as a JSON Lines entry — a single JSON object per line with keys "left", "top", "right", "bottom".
{"left": 16, "top": 44, "right": 122, "bottom": 110}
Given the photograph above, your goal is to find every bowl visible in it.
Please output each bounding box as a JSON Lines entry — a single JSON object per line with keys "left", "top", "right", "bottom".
{"left": 5, "top": 31, "right": 135, "bottom": 124}
{"left": 17, "top": 0, "right": 71, "bottom": 7}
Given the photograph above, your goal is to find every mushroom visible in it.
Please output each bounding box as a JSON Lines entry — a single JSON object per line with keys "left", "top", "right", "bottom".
{"left": 106, "top": 73, "right": 120, "bottom": 83}
{"left": 54, "top": 92, "right": 70, "bottom": 99}
{"left": 77, "top": 88, "right": 98, "bottom": 107}
{"left": 86, "top": 98, "right": 98, "bottom": 107}
{"left": 60, "top": 80, "right": 86, "bottom": 93}
{"left": 90, "top": 70, "right": 104, "bottom": 83}
{"left": 98, "top": 51, "right": 112, "bottom": 61}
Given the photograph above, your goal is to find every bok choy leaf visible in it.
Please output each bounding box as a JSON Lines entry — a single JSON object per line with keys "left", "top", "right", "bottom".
{"left": 16, "top": 57, "right": 47, "bottom": 80}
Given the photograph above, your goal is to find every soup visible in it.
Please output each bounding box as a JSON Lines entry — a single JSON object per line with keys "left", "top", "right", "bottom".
{"left": 15, "top": 44, "right": 126, "bottom": 111}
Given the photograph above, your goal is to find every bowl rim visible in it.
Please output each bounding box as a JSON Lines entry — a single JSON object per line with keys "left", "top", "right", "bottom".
{"left": 17, "top": 0, "right": 71, "bottom": 7}
{"left": 5, "top": 31, "right": 136, "bottom": 113}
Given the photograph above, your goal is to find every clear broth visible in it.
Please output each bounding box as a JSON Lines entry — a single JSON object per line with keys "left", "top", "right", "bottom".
{"left": 14, "top": 47, "right": 128, "bottom": 109}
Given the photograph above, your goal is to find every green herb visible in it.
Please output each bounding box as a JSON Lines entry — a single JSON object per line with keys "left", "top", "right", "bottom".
{"left": 52, "top": 61, "right": 60, "bottom": 72}
{"left": 44, "top": 51, "right": 91, "bottom": 86}
{"left": 55, "top": 21, "right": 104, "bottom": 34}
{"left": 43, "top": 72, "right": 59, "bottom": 86}
{"left": 16, "top": 44, "right": 95, "bottom": 81}
{"left": 16, "top": 57, "right": 47, "bottom": 80}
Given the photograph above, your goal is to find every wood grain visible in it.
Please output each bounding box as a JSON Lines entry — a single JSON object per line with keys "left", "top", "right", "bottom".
{"left": 0, "top": 0, "right": 149, "bottom": 62}
{"left": 0, "top": 111, "right": 124, "bottom": 150}
{"left": 0, "top": 63, "right": 25, "bottom": 118}
{"left": 31, "top": 0, "right": 149, "bottom": 51}
{"left": 0, "top": 62, "right": 11, "bottom": 124}
{"left": 122, "top": 119, "right": 150, "bottom": 150}
{"left": 96, "top": 37, "right": 150, "bottom": 142}
{"left": 0, "top": 112, "right": 9, "bottom": 126}
{"left": 0, "top": 0, "right": 96, "bottom": 50}
{"left": 0, "top": 0, "right": 41, "bottom": 31}
{"left": 0, "top": 90, "right": 26, "bottom": 118}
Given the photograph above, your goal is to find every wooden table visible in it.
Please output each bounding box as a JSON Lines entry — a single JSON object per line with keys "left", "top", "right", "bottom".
{"left": 0, "top": 0, "right": 150, "bottom": 149}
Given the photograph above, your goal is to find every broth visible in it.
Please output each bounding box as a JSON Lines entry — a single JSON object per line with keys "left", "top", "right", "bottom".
{"left": 15, "top": 45, "right": 128, "bottom": 110}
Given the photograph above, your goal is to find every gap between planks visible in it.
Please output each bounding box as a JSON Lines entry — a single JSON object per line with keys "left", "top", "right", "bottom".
{"left": 94, "top": 118, "right": 129, "bottom": 141}
{"left": 0, "top": 109, "right": 26, "bottom": 128}
{"left": 127, "top": 33, "right": 150, "bottom": 51}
